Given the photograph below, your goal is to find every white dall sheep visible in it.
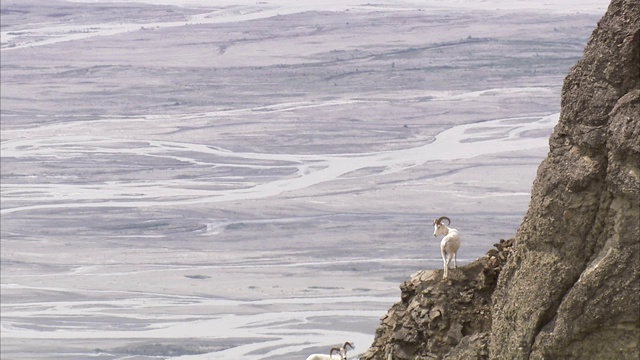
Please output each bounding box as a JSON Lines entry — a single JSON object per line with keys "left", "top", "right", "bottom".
{"left": 339, "top": 342, "right": 354, "bottom": 359}
{"left": 433, "top": 216, "right": 460, "bottom": 280}
{"left": 305, "top": 342, "right": 354, "bottom": 360}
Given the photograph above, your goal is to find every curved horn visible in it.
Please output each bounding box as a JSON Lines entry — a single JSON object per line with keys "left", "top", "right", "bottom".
{"left": 343, "top": 341, "right": 354, "bottom": 350}
{"left": 330, "top": 347, "right": 341, "bottom": 358}
{"left": 435, "top": 216, "right": 451, "bottom": 226}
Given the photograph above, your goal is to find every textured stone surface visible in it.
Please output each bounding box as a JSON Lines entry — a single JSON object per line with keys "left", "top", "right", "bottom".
{"left": 360, "top": 240, "right": 514, "bottom": 360}
{"left": 490, "top": 0, "right": 640, "bottom": 359}
{"left": 361, "top": 1, "right": 639, "bottom": 359}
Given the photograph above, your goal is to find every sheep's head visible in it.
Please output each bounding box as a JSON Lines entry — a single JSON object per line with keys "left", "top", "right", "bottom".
{"left": 334, "top": 342, "right": 353, "bottom": 359}
{"left": 330, "top": 346, "right": 346, "bottom": 360}
{"left": 433, "top": 216, "right": 451, "bottom": 237}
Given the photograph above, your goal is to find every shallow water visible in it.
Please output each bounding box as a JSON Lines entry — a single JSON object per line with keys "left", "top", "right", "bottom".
{"left": 0, "top": 1, "right": 604, "bottom": 358}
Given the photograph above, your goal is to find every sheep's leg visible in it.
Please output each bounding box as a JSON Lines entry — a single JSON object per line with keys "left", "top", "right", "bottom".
{"left": 453, "top": 252, "right": 458, "bottom": 268}
{"left": 441, "top": 247, "right": 448, "bottom": 279}
{"left": 444, "top": 255, "right": 452, "bottom": 279}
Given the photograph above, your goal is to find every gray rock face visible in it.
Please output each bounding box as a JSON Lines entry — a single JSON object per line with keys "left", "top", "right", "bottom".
{"left": 490, "top": 0, "right": 640, "bottom": 359}
{"left": 360, "top": 240, "right": 514, "bottom": 360}
{"left": 361, "top": 1, "right": 639, "bottom": 359}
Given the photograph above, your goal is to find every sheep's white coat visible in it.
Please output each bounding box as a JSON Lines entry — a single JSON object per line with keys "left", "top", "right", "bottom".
{"left": 433, "top": 220, "right": 460, "bottom": 279}
{"left": 306, "top": 342, "right": 352, "bottom": 360}
{"left": 304, "top": 354, "right": 342, "bottom": 360}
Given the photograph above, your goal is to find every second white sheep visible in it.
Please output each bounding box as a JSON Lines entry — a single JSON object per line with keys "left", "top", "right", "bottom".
{"left": 305, "top": 342, "right": 354, "bottom": 360}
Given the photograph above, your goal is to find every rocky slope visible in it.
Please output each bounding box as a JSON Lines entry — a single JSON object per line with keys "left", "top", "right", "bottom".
{"left": 360, "top": 0, "right": 639, "bottom": 358}
{"left": 491, "top": 0, "right": 639, "bottom": 358}
{"left": 359, "top": 240, "right": 513, "bottom": 360}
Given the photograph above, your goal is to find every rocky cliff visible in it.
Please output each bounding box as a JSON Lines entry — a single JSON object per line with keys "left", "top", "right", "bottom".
{"left": 361, "top": 0, "right": 639, "bottom": 359}
{"left": 359, "top": 240, "right": 514, "bottom": 360}
{"left": 491, "top": 0, "right": 639, "bottom": 358}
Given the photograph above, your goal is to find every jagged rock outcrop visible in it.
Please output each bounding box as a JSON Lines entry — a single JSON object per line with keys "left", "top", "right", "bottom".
{"left": 490, "top": 0, "right": 640, "bottom": 358}
{"left": 361, "top": 0, "right": 639, "bottom": 359}
{"left": 360, "top": 240, "right": 514, "bottom": 360}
